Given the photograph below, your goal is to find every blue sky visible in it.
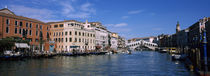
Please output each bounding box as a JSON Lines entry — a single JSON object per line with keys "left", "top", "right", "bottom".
{"left": 1, "top": 0, "right": 210, "bottom": 39}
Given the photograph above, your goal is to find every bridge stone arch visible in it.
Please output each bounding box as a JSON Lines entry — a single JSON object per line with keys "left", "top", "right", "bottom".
{"left": 127, "top": 40, "right": 158, "bottom": 50}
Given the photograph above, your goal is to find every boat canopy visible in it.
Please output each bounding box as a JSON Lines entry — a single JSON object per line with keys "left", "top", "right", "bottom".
{"left": 15, "top": 43, "right": 30, "bottom": 48}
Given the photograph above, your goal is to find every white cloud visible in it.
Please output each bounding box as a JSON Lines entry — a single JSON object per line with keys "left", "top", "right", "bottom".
{"left": 7, "top": 1, "right": 97, "bottom": 22}
{"left": 112, "top": 28, "right": 131, "bottom": 32}
{"left": 105, "top": 24, "right": 114, "bottom": 26}
{"left": 122, "top": 16, "right": 129, "bottom": 19}
{"left": 128, "top": 10, "right": 143, "bottom": 14}
{"left": 60, "top": 1, "right": 96, "bottom": 18}
{"left": 43, "top": 19, "right": 62, "bottom": 22}
{"left": 119, "top": 33, "right": 139, "bottom": 39}
{"left": 105, "top": 23, "right": 128, "bottom": 27}
{"left": 60, "top": 1, "right": 75, "bottom": 15}
{"left": 9, "top": 5, "right": 56, "bottom": 22}
{"left": 81, "top": 2, "right": 96, "bottom": 13}
{"left": 115, "top": 23, "right": 128, "bottom": 27}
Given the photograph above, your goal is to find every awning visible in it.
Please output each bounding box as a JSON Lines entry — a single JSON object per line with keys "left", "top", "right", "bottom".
{"left": 15, "top": 43, "right": 30, "bottom": 48}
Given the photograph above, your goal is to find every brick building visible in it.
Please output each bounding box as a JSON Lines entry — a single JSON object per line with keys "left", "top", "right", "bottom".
{"left": 0, "top": 8, "right": 50, "bottom": 51}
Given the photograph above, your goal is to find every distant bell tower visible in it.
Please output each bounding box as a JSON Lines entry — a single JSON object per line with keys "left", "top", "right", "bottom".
{"left": 176, "top": 21, "right": 181, "bottom": 33}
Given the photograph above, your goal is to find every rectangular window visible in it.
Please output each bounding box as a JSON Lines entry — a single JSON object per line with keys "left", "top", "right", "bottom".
{"left": 40, "top": 25, "right": 42, "bottom": 29}
{"left": 26, "top": 29, "right": 28, "bottom": 35}
{"left": 79, "top": 32, "right": 81, "bottom": 36}
{"left": 20, "top": 21, "right": 23, "bottom": 27}
{"left": 22, "top": 29, "right": 25, "bottom": 36}
{"left": 62, "top": 32, "right": 63, "bottom": 36}
{"left": 40, "top": 31, "right": 42, "bottom": 37}
{"left": 54, "top": 25, "right": 58, "bottom": 28}
{"left": 62, "top": 38, "right": 63, "bottom": 42}
{"left": 69, "top": 38, "right": 72, "bottom": 42}
{"left": 6, "top": 19, "right": 9, "bottom": 25}
{"left": 29, "top": 30, "right": 32, "bottom": 35}
{"left": 36, "top": 31, "right": 38, "bottom": 36}
{"left": 15, "top": 28, "right": 17, "bottom": 34}
{"left": 59, "top": 24, "right": 63, "bottom": 27}
{"left": 15, "top": 21, "right": 18, "bottom": 26}
{"left": 65, "top": 32, "right": 68, "bottom": 35}
{"left": 71, "top": 23, "right": 74, "bottom": 26}
{"left": 66, "top": 38, "right": 68, "bottom": 42}
{"left": 69, "top": 31, "right": 71, "bottom": 35}
{"left": 26, "top": 23, "right": 28, "bottom": 28}
{"left": 79, "top": 38, "right": 81, "bottom": 42}
{"left": 36, "top": 24, "right": 38, "bottom": 29}
{"left": 6, "top": 27, "right": 9, "bottom": 33}
{"left": 19, "top": 29, "right": 21, "bottom": 34}
{"left": 30, "top": 23, "right": 32, "bottom": 28}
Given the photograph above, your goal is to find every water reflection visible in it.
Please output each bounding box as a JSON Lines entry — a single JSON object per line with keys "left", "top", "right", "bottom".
{"left": 0, "top": 51, "right": 194, "bottom": 76}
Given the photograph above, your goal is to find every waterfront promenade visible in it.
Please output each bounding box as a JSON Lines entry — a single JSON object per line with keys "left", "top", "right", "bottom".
{"left": 0, "top": 51, "right": 195, "bottom": 76}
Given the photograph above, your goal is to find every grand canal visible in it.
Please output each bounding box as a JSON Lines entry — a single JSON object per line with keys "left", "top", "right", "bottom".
{"left": 0, "top": 51, "right": 195, "bottom": 76}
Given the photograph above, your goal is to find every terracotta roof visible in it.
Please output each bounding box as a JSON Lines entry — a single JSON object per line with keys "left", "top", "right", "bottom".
{"left": 0, "top": 12, "right": 46, "bottom": 24}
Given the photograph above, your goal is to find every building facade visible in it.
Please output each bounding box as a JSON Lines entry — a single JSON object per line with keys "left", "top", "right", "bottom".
{"left": 117, "top": 36, "right": 126, "bottom": 49}
{"left": 0, "top": 8, "right": 50, "bottom": 51}
{"left": 110, "top": 33, "right": 118, "bottom": 50}
{"left": 89, "top": 22, "right": 109, "bottom": 50}
{"left": 176, "top": 28, "right": 189, "bottom": 53}
{"left": 48, "top": 20, "right": 96, "bottom": 52}
{"left": 159, "top": 17, "right": 210, "bottom": 71}
{"left": 48, "top": 21, "right": 64, "bottom": 52}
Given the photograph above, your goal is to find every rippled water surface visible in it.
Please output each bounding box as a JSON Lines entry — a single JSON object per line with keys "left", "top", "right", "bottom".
{"left": 0, "top": 51, "right": 195, "bottom": 76}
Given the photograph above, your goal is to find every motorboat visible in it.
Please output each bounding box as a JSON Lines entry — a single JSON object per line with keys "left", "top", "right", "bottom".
{"left": 106, "top": 51, "right": 113, "bottom": 55}
{"left": 159, "top": 49, "right": 167, "bottom": 53}
{"left": 171, "top": 54, "right": 181, "bottom": 60}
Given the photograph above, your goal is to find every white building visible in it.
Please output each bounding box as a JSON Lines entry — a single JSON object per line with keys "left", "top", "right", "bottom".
{"left": 111, "top": 37, "right": 118, "bottom": 50}
{"left": 89, "top": 22, "right": 109, "bottom": 50}
{"left": 48, "top": 20, "right": 96, "bottom": 52}
{"left": 110, "top": 33, "right": 118, "bottom": 50}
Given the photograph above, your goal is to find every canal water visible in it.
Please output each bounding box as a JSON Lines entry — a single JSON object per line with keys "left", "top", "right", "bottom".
{"left": 0, "top": 51, "right": 195, "bottom": 76}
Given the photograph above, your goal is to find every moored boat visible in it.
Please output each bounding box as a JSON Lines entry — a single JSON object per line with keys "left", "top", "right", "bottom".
{"left": 159, "top": 49, "right": 167, "bottom": 53}
{"left": 128, "top": 50, "right": 132, "bottom": 54}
